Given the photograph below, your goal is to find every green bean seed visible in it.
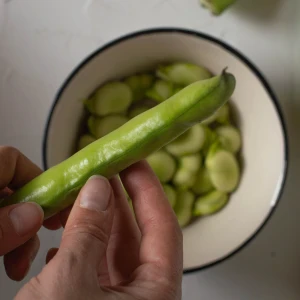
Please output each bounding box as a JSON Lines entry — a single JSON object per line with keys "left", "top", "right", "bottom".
{"left": 192, "top": 167, "right": 214, "bottom": 195}
{"left": 166, "top": 124, "right": 206, "bottom": 156}
{"left": 147, "top": 150, "right": 177, "bottom": 183}
{"left": 206, "top": 142, "right": 240, "bottom": 192}
{"left": 202, "top": 126, "right": 218, "bottom": 156}
{"left": 173, "top": 86, "right": 184, "bottom": 94}
{"left": 88, "top": 115, "right": 128, "bottom": 138}
{"left": 128, "top": 106, "right": 150, "bottom": 119}
{"left": 215, "top": 103, "right": 230, "bottom": 124}
{"left": 140, "top": 73, "right": 155, "bottom": 89}
{"left": 216, "top": 125, "right": 241, "bottom": 153}
{"left": 174, "top": 190, "right": 195, "bottom": 227}
{"left": 145, "top": 80, "right": 174, "bottom": 102}
{"left": 157, "top": 62, "right": 212, "bottom": 86}
{"left": 193, "top": 190, "right": 228, "bottom": 216}
{"left": 124, "top": 73, "right": 154, "bottom": 102}
{"left": 173, "top": 168, "right": 197, "bottom": 189}
{"left": 85, "top": 81, "right": 133, "bottom": 116}
{"left": 180, "top": 153, "right": 202, "bottom": 173}
{"left": 202, "top": 103, "right": 230, "bottom": 125}
{"left": 173, "top": 153, "right": 201, "bottom": 189}
{"left": 162, "top": 184, "right": 177, "bottom": 208}
{"left": 78, "top": 134, "right": 96, "bottom": 150}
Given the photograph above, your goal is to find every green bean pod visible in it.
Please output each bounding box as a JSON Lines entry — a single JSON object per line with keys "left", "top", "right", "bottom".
{"left": 0, "top": 71, "right": 235, "bottom": 219}
{"left": 200, "top": 0, "right": 237, "bottom": 15}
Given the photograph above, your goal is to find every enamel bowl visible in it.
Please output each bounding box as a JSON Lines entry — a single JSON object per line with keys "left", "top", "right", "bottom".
{"left": 43, "top": 28, "right": 288, "bottom": 273}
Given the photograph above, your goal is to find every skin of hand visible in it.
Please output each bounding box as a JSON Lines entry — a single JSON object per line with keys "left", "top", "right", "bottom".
{"left": 0, "top": 146, "right": 45, "bottom": 281}
{"left": 15, "top": 160, "right": 183, "bottom": 300}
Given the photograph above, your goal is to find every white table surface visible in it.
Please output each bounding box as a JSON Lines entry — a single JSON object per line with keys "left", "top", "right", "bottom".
{"left": 0, "top": 0, "right": 299, "bottom": 299}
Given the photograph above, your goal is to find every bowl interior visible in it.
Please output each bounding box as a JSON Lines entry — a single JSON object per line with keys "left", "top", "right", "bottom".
{"left": 44, "top": 30, "right": 286, "bottom": 271}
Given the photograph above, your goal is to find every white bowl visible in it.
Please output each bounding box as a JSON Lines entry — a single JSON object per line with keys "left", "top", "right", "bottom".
{"left": 43, "top": 28, "right": 288, "bottom": 273}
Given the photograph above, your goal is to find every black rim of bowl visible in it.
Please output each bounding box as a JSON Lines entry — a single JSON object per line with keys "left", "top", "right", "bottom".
{"left": 42, "top": 27, "right": 289, "bottom": 274}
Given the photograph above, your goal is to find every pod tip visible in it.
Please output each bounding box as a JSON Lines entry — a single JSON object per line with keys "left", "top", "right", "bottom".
{"left": 222, "top": 67, "right": 229, "bottom": 75}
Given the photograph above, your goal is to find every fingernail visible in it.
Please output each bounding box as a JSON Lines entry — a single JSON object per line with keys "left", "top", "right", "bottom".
{"left": 9, "top": 203, "right": 44, "bottom": 236}
{"left": 80, "top": 175, "right": 111, "bottom": 212}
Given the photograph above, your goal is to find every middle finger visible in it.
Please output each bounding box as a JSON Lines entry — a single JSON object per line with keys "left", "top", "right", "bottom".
{"left": 4, "top": 235, "right": 40, "bottom": 281}
{"left": 106, "top": 176, "right": 141, "bottom": 285}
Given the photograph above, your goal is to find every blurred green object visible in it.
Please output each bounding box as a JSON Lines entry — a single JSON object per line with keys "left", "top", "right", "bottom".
{"left": 200, "top": 0, "right": 236, "bottom": 15}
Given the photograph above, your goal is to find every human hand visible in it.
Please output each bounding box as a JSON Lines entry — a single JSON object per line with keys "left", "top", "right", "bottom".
{"left": 16, "top": 161, "right": 183, "bottom": 300}
{"left": 0, "top": 146, "right": 44, "bottom": 281}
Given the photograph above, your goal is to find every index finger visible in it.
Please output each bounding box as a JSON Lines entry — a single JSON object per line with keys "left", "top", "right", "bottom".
{"left": 120, "top": 161, "right": 183, "bottom": 280}
{"left": 0, "top": 146, "right": 42, "bottom": 191}
{"left": 0, "top": 147, "right": 61, "bottom": 230}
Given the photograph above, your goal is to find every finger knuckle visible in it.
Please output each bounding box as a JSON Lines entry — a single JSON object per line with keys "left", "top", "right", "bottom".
{"left": 139, "top": 182, "right": 158, "bottom": 195}
{"left": 0, "top": 146, "right": 18, "bottom": 157}
{"left": 27, "top": 276, "right": 43, "bottom": 291}
{"left": 22, "top": 276, "right": 51, "bottom": 299}
{"left": 65, "top": 220, "right": 109, "bottom": 245}
{"left": 142, "top": 214, "right": 158, "bottom": 230}
{"left": 149, "top": 263, "right": 182, "bottom": 297}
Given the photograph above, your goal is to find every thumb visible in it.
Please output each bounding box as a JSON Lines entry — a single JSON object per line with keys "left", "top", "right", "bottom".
{"left": 58, "top": 175, "right": 114, "bottom": 269}
{"left": 0, "top": 202, "right": 44, "bottom": 256}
